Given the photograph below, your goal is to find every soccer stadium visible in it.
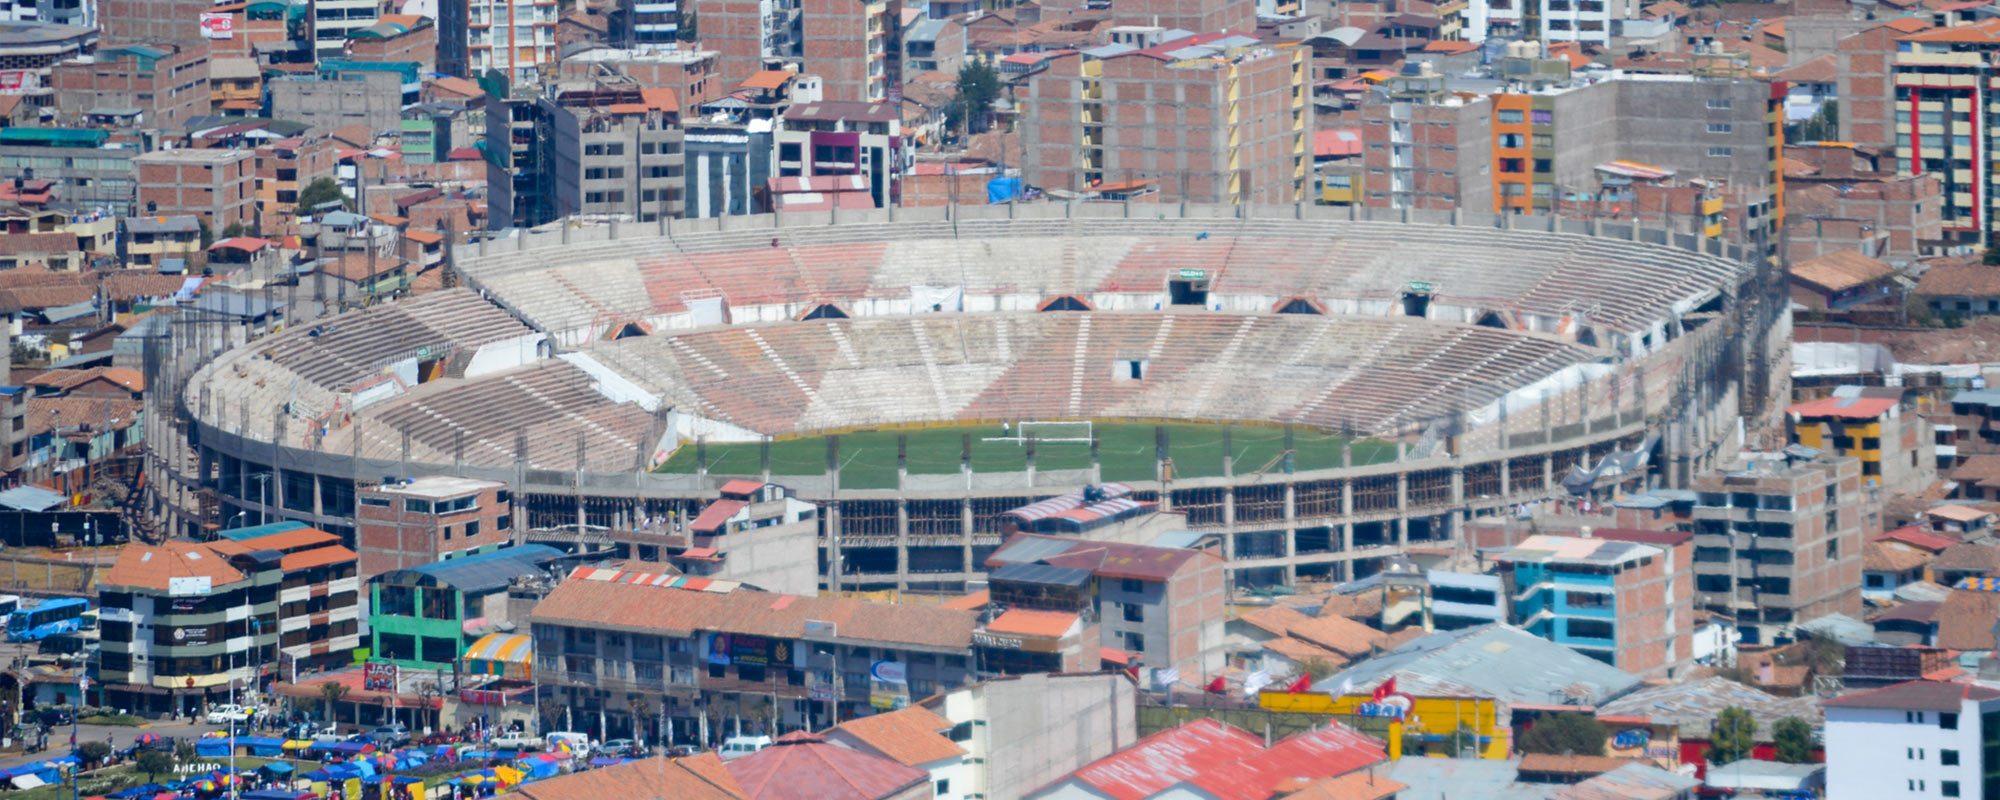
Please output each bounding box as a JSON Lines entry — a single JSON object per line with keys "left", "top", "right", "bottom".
{"left": 158, "top": 203, "right": 1770, "bottom": 590}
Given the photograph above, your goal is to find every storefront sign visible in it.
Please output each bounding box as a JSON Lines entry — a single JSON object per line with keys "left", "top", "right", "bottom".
{"left": 730, "top": 635, "right": 790, "bottom": 666}
{"left": 972, "top": 631, "right": 1060, "bottom": 653}
{"left": 169, "top": 576, "right": 212, "bottom": 597}
{"left": 869, "top": 660, "right": 907, "bottom": 685}
{"left": 1355, "top": 698, "right": 1410, "bottom": 719}
{"left": 809, "top": 683, "right": 839, "bottom": 702}
{"left": 173, "top": 627, "right": 209, "bottom": 645}
{"left": 364, "top": 662, "right": 398, "bottom": 692}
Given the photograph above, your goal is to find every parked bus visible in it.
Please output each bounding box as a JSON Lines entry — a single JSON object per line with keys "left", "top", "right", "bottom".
{"left": 0, "top": 595, "right": 22, "bottom": 623}
{"left": 78, "top": 609, "right": 97, "bottom": 631}
{"left": 7, "top": 598, "right": 88, "bottom": 642}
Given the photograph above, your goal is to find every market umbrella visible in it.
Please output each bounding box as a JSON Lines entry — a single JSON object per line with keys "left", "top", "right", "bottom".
{"left": 134, "top": 734, "right": 163, "bottom": 745}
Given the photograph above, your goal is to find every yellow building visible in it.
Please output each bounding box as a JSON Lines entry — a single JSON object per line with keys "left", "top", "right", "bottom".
{"left": 1260, "top": 691, "right": 1511, "bottom": 759}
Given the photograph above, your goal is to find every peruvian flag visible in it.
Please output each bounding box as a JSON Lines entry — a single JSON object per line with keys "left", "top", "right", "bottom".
{"left": 1206, "top": 675, "right": 1226, "bottom": 693}
{"left": 1371, "top": 676, "right": 1398, "bottom": 702}
{"left": 1285, "top": 674, "right": 1312, "bottom": 694}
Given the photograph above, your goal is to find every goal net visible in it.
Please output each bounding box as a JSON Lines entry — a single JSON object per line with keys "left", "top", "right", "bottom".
{"left": 983, "top": 420, "right": 1094, "bottom": 444}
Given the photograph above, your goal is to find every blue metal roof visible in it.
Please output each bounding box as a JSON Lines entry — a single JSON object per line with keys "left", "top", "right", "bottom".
{"left": 0, "top": 486, "right": 66, "bottom": 512}
{"left": 216, "top": 520, "right": 310, "bottom": 541}
{"left": 381, "top": 545, "right": 563, "bottom": 593}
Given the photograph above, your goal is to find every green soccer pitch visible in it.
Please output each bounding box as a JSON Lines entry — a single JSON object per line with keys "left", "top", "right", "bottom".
{"left": 652, "top": 422, "right": 1400, "bottom": 489}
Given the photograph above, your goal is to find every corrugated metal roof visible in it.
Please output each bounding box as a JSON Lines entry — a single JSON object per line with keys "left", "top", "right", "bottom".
{"left": 383, "top": 545, "right": 562, "bottom": 593}
{"left": 1313, "top": 624, "right": 1641, "bottom": 705}
{"left": 0, "top": 485, "right": 65, "bottom": 512}
{"left": 989, "top": 562, "right": 1092, "bottom": 588}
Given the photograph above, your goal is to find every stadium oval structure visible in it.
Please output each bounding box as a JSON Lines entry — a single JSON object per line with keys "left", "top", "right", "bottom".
{"left": 172, "top": 205, "right": 1763, "bottom": 588}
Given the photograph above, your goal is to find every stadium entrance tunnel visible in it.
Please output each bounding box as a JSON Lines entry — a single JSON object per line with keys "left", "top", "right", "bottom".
{"left": 1475, "top": 311, "right": 1507, "bottom": 329}
{"left": 1169, "top": 279, "right": 1209, "bottom": 306}
{"left": 1275, "top": 297, "right": 1325, "bottom": 315}
{"left": 1401, "top": 292, "right": 1431, "bottom": 317}
{"left": 798, "top": 303, "right": 850, "bottom": 321}
{"left": 1038, "top": 295, "right": 1093, "bottom": 311}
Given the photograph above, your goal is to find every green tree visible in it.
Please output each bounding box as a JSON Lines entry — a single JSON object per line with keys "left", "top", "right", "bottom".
{"left": 1772, "top": 716, "right": 1814, "bottom": 763}
{"left": 76, "top": 741, "right": 110, "bottom": 768}
{"left": 196, "top": 219, "right": 213, "bottom": 250}
{"left": 1299, "top": 657, "right": 1338, "bottom": 683}
{"left": 949, "top": 60, "right": 1002, "bottom": 138}
{"left": 1710, "top": 706, "right": 1758, "bottom": 765}
{"left": 220, "top": 221, "right": 260, "bottom": 239}
{"left": 172, "top": 739, "right": 196, "bottom": 764}
{"left": 297, "top": 177, "right": 350, "bottom": 214}
{"left": 134, "top": 749, "right": 174, "bottom": 784}
{"left": 1518, "top": 712, "right": 1609, "bottom": 756}
{"left": 677, "top": 9, "right": 698, "bottom": 41}
{"left": 319, "top": 680, "right": 349, "bottom": 724}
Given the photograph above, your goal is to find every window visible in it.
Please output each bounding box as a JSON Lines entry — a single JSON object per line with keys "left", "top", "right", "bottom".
{"left": 1123, "top": 603, "right": 1144, "bottom": 623}
{"left": 1943, "top": 712, "right": 1960, "bottom": 729}
{"left": 360, "top": 496, "right": 391, "bottom": 508}
{"left": 1943, "top": 749, "right": 1961, "bottom": 765}
{"left": 1126, "top": 632, "right": 1145, "bottom": 651}
{"left": 498, "top": 514, "right": 512, "bottom": 531}
{"left": 935, "top": 780, "right": 950, "bottom": 796}
{"left": 1500, "top": 158, "right": 1525, "bottom": 173}
{"left": 1908, "top": 711, "right": 1927, "bottom": 724}
{"left": 1121, "top": 578, "right": 1142, "bottom": 593}
{"left": 1707, "top": 147, "right": 1733, "bottom": 157}
{"left": 1498, "top": 109, "right": 1523, "bottom": 124}
{"left": 1530, "top": 110, "right": 1553, "bottom": 125}
{"left": 949, "top": 721, "right": 973, "bottom": 742}
{"left": 1707, "top": 123, "right": 1732, "bottom": 134}
{"left": 1911, "top": 747, "right": 1925, "bottom": 759}
{"left": 404, "top": 498, "right": 433, "bottom": 514}
{"left": 1707, "top": 98, "right": 1733, "bottom": 109}
{"left": 422, "top": 636, "right": 458, "bottom": 664}
{"left": 1944, "top": 781, "right": 1962, "bottom": 797}
{"left": 467, "top": 520, "right": 480, "bottom": 537}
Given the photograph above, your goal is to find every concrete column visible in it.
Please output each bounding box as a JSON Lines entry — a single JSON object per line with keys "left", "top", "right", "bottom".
{"left": 1544, "top": 453, "right": 1555, "bottom": 490}
{"left": 961, "top": 499, "right": 975, "bottom": 579}
{"left": 1451, "top": 467, "right": 1465, "bottom": 506}
{"left": 1499, "top": 458, "right": 1511, "bottom": 497}
{"left": 1341, "top": 479, "right": 1353, "bottom": 516}
{"left": 1396, "top": 471, "right": 1408, "bottom": 512}
{"left": 1339, "top": 523, "right": 1355, "bottom": 581}
{"left": 311, "top": 473, "right": 323, "bottom": 519}
{"left": 1396, "top": 517, "right": 1409, "bottom": 547}
{"left": 895, "top": 499, "right": 910, "bottom": 591}
{"left": 1282, "top": 528, "right": 1297, "bottom": 585}
{"left": 1283, "top": 483, "right": 1296, "bottom": 524}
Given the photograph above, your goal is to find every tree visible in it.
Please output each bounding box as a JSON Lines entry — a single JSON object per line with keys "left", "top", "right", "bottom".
{"left": 134, "top": 749, "right": 173, "bottom": 784}
{"left": 319, "top": 681, "right": 349, "bottom": 724}
{"left": 1772, "top": 716, "right": 1814, "bottom": 763}
{"left": 220, "top": 221, "right": 259, "bottom": 239}
{"left": 677, "top": 9, "right": 698, "bottom": 41}
{"left": 950, "top": 60, "right": 1002, "bottom": 138}
{"left": 1299, "top": 657, "right": 1338, "bottom": 683}
{"left": 1710, "top": 706, "right": 1758, "bottom": 765}
{"left": 1518, "top": 712, "right": 1608, "bottom": 756}
{"left": 172, "top": 739, "right": 196, "bottom": 764}
{"left": 296, "top": 177, "right": 350, "bottom": 214}
{"left": 76, "top": 741, "right": 110, "bottom": 768}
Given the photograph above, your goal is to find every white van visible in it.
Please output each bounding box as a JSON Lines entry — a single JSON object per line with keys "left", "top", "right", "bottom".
{"left": 718, "top": 735, "right": 772, "bottom": 760}
{"left": 544, "top": 731, "right": 591, "bottom": 754}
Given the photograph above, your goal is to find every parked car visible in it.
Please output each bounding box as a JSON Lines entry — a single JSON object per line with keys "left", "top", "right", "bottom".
{"left": 718, "top": 736, "right": 772, "bottom": 761}
{"left": 369, "top": 724, "right": 411, "bottom": 747}
{"left": 205, "top": 705, "right": 253, "bottom": 725}
{"left": 419, "top": 732, "right": 462, "bottom": 747}
{"left": 599, "top": 739, "right": 637, "bottom": 757}
{"left": 490, "top": 732, "right": 542, "bottom": 751}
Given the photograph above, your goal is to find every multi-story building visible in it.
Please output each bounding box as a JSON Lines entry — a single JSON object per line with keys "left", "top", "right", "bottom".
{"left": 669, "top": 480, "right": 818, "bottom": 596}
{"left": 697, "top": 0, "right": 896, "bottom": 101}
{"left": 1782, "top": 143, "right": 1943, "bottom": 262}
{"left": 467, "top": 0, "right": 559, "bottom": 84}
{"left": 542, "top": 84, "right": 686, "bottom": 221}
{"left": 529, "top": 565, "right": 980, "bottom": 739}
{"left": 355, "top": 475, "right": 515, "bottom": 580}
{"left": 1462, "top": 0, "right": 1640, "bottom": 46}
{"left": 1688, "top": 449, "right": 1867, "bottom": 645}
{"left": 253, "top": 135, "right": 338, "bottom": 227}
{"left": 345, "top": 13, "right": 436, "bottom": 70}
{"left": 312, "top": 0, "right": 387, "bottom": 60}
{"left": 133, "top": 148, "right": 256, "bottom": 232}
{"left": 614, "top": 0, "right": 681, "bottom": 50}
{"left": 122, "top": 215, "right": 201, "bottom": 269}
{"left": 0, "top": 128, "right": 136, "bottom": 215}
{"left": 682, "top": 117, "right": 775, "bottom": 217}
{"left": 1107, "top": 0, "right": 1252, "bottom": 37}
{"left": 902, "top": 18, "right": 963, "bottom": 76}
{"left": 1822, "top": 678, "right": 2000, "bottom": 800}
{"left": 559, "top": 47, "right": 720, "bottom": 108}
{"left": 50, "top": 42, "right": 211, "bottom": 131}
{"left": 269, "top": 60, "right": 418, "bottom": 137}
{"left": 1787, "top": 386, "right": 1935, "bottom": 493}
{"left": 1494, "top": 532, "right": 1693, "bottom": 678}
{"left": 368, "top": 544, "right": 562, "bottom": 674}
{"left": 1889, "top": 19, "right": 2000, "bottom": 242}
{"left": 979, "top": 533, "right": 1227, "bottom": 679}
{"left": 1023, "top": 32, "right": 1311, "bottom": 206}
{"left": 924, "top": 672, "right": 1137, "bottom": 800}
{"left": 775, "top": 99, "right": 907, "bottom": 208}
{"left": 0, "top": 0, "right": 93, "bottom": 28}
{"left": 1359, "top": 63, "right": 1494, "bottom": 211}
{"left": 1942, "top": 389, "right": 2000, "bottom": 463}
{"left": 96, "top": 530, "right": 361, "bottom": 715}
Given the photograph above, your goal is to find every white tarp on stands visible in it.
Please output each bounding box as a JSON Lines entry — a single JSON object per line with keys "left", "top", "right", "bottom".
{"left": 910, "top": 285, "right": 964, "bottom": 312}
{"left": 1791, "top": 341, "right": 1897, "bottom": 378}
{"left": 1466, "top": 361, "right": 1616, "bottom": 427}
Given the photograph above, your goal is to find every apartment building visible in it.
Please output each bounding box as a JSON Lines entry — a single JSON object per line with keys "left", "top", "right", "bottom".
{"left": 683, "top": 118, "right": 775, "bottom": 217}
{"left": 542, "top": 84, "right": 687, "bottom": 220}
{"left": 1881, "top": 18, "right": 2000, "bottom": 243}
{"left": 96, "top": 530, "right": 361, "bottom": 715}
{"left": 312, "top": 0, "right": 388, "bottom": 60}
{"left": 122, "top": 215, "right": 201, "bottom": 268}
{"left": 1107, "top": 0, "right": 1252, "bottom": 36}
{"left": 1787, "top": 386, "right": 1935, "bottom": 493}
{"left": 667, "top": 480, "right": 817, "bottom": 596}
{"left": 559, "top": 47, "right": 721, "bottom": 107}
{"left": 529, "top": 566, "right": 979, "bottom": 740}
{"left": 1462, "top": 0, "right": 1640, "bottom": 46}
{"left": 97, "top": 0, "right": 209, "bottom": 44}
{"left": 0, "top": 129, "right": 135, "bottom": 216}
{"left": 368, "top": 544, "right": 563, "bottom": 673}
{"left": 355, "top": 476, "right": 515, "bottom": 580}
{"left": 1494, "top": 533, "right": 1693, "bottom": 678}
{"left": 134, "top": 147, "right": 256, "bottom": 231}
{"left": 0, "top": 0, "right": 93, "bottom": 28}
{"left": 1823, "top": 678, "right": 2000, "bottom": 800}
{"left": 696, "top": 0, "right": 897, "bottom": 101}
{"left": 50, "top": 42, "right": 211, "bottom": 131}
{"left": 1359, "top": 64, "right": 1494, "bottom": 211}
{"left": 775, "top": 100, "right": 906, "bottom": 208}
{"left": 1688, "top": 449, "right": 1867, "bottom": 645}
{"left": 1023, "top": 32, "right": 1311, "bottom": 206}
{"left": 1782, "top": 143, "right": 1943, "bottom": 262}
{"left": 981, "top": 533, "right": 1227, "bottom": 678}
{"left": 1942, "top": 389, "right": 2000, "bottom": 463}
{"left": 345, "top": 14, "right": 436, "bottom": 70}
{"left": 467, "top": 0, "right": 561, "bottom": 83}
{"left": 253, "top": 135, "right": 339, "bottom": 227}
{"left": 269, "top": 60, "right": 419, "bottom": 136}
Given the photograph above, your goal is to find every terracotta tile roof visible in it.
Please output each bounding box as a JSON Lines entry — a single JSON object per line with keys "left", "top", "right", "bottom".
{"left": 1790, "top": 249, "right": 1898, "bottom": 293}
{"left": 1879, "top": 16, "right": 1934, "bottom": 33}
{"left": 102, "top": 272, "right": 197, "bottom": 301}
{"left": 0, "top": 232, "right": 80, "bottom": 257}
{"left": 101, "top": 540, "right": 247, "bottom": 592}
{"left": 234, "top": 527, "right": 340, "bottom": 553}
{"left": 25, "top": 366, "right": 143, "bottom": 393}
{"left": 402, "top": 228, "right": 444, "bottom": 245}
{"left": 1933, "top": 542, "right": 2000, "bottom": 574}
{"left": 1317, "top": 592, "right": 1382, "bottom": 621}
{"left": 1284, "top": 773, "right": 1405, "bottom": 800}
{"left": 724, "top": 731, "right": 928, "bottom": 800}
{"left": 1954, "top": 454, "right": 2000, "bottom": 489}
{"left": 1865, "top": 541, "right": 1932, "bottom": 573}
{"left": 1876, "top": 526, "right": 1960, "bottom": 553}
{"left": 26, "top": 396, "right": 140, "bottom": 438}
{"left": 0, "top": 285, "right": 93, "bottom": 312}
{"left": 1934, "top": 588, "right": 2000, "bottom": 650}
{"left": 829, "top": 706, "right": 965, "bottom": 767}
{"left": 1259, "top": 636, "right": 1347, "bottom": 668}
{"left": 280, "top": 545, "right": 358, "bottom": 571}
{"left": 501, "top": 753, "right": 746, "bottom": 800}
{"left": 986, "top": 608, "right": 1078, "bottom": 638}
{"left": 1918, "top": 262, "right": 2000, "bottom": 298}
{"left": 1237, "top": 605, "right": 1384, "bottom": 658}
{"left": 530, "top": 572, "right": 979, "bottom": 650}
{"left": 1902, "top": 16, "right": 2000, "bottom": 41}
{"left": 939, "top": 590, "right": 988, "bottom": 610}
{"left": 740, "top": 70, "right": 794, "bottom": 91}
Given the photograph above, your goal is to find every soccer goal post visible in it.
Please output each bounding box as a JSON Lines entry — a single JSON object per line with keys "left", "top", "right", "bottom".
{"left": 983, "top": 420, "right": 1094, "bottom": 444}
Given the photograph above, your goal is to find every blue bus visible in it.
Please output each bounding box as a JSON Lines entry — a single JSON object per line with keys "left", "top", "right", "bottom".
{"left": 7, "top": 598, "right": 88, "bottom": 642}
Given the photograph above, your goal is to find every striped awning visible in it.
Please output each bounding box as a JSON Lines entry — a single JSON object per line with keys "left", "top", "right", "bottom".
{"left": 464, "top": 633, "right": 533, "bottom": 679}
{"left": 1004, "top": 483, "right": 1134, "bottom": 523}
{"left": 1956, "top": 577, "right": 2000, "bottom": 592}
{"left": 567, "top": 567, "right": 740, "bottom": 592}
{"left": 1055, "top": 497, "right": 1143, "bottom": 524}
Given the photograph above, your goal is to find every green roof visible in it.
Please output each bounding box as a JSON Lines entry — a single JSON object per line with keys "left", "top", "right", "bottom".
{"left": 0, "top": 128, "right": 109, "bottom": 147}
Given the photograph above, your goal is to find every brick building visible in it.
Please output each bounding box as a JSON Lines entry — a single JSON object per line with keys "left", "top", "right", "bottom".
{"left": 1784, "top": 143, "right": 1943, "bottom": 262}
{"left": 1834, "top": 21, "right": 1905, "bottom": 155}
{"left": 97, "top": 0, "right": 212, "bottom": 44}
{"left": 1359, "top": 66, "right": 1494, "bottom": 211}
{"left": 695, "top": 0, "right": 899, "bottom": 102}
{"left": 253, "top": 135, "right": 339, "bottom": 227}
{"left": 558, "top": 47, "right": 720, "bottom": 108}
{"left": 541, "top": 84, "right": 686, "bottom": 220}
{"left": 1107, "top": 0, "right": 1253, "bottom": 36}
{"left": 1023, "top": 32, "right": 1311, "bottom": 206}
{"left": 134, "top": 147, "right": 256, "bottom": 231}
{"left": 1494, "top": 532, "right": 1694, "bottom": 679}
{"left": 345, "top": 14, "right": 438, "bottom": 72}
{"left": 980, "top": 533, "right": 1227, "bottom": 679}
{"left": 467, "top": 0, "right": 559, "bottom": 83}
{"left": 1688, "top": 449, "right": 1868, "bottom": 645}
{"left": 354, "top": 476, "right": 515, "bottom": 580}
{"left": 50, "top": 41, "right": 211, "bottom": 130}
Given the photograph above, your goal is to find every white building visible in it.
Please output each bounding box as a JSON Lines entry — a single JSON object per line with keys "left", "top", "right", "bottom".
{"left": 1461, "top": 0, "right": 1639, "bottom": 46}
{"left": 1822, "top": 679, "right": 2000, "bottom": 800}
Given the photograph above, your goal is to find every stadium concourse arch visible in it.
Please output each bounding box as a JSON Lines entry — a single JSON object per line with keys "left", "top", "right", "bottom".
{"left": 151, "top": 202, "right": 1776, "bottom": 592}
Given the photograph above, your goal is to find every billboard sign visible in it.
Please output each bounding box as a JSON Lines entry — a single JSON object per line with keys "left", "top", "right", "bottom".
{"left": 364, "top": 662, "right": 399, "bottom": 692}
{"left": 168, "top": 576, "right": 212, "bottom": 597}
{"left": 200, "top": 13, "right": 234, "bottom": 39}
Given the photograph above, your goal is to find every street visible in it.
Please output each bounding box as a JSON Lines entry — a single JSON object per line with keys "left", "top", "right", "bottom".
{"left": 0, "top": 719, "right": 231, "bottom": 772}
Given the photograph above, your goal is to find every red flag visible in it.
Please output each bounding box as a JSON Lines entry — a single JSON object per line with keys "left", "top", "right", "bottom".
{"left": 1285, "top": 674, "right": 1312, "bottom": 694}
{"left": 1371, "top": 676, "right": 1397, "bottom": 702}
{"left": 1125, "top": 665, "right": 1140, "bottom": 681}
{"left": 1206, "top": 675, "right": 1226, "bottom": 693}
